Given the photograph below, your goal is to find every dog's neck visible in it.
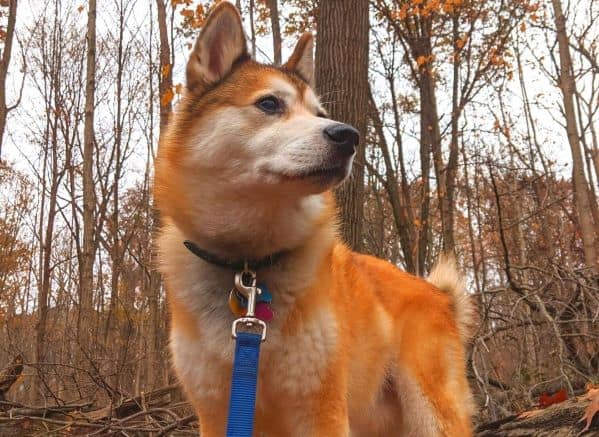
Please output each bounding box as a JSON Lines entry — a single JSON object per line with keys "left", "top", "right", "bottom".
{"left": 177, "top": 188, "right": 335, "bottom": 262}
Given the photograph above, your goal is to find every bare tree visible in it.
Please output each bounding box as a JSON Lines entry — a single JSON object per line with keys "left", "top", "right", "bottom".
{"left": 550, "top": 0, "right": 598, "bottom": 273}
{"left": 80, "top": 0, "right": 97, "bottom": 348}
{"left": 266, "top": 0, "right": 281, "bottom": 64}
{"left": 0, "top": 0, "right": 18, "bottom": 159}
{"left": 156, "top": 0, "right": 172, "bottom": 132}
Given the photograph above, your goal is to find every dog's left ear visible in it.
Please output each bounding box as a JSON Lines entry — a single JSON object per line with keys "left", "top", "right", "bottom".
{"left": 186, "top": 2, "right": 248, "bottom": 92}
{"left": 284, "top": 33, "right": 314, "bottom": 86}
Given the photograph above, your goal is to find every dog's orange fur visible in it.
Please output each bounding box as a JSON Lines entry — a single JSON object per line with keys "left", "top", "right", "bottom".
{"left": 155, "top": 2, "right": 474, "bottom": 436}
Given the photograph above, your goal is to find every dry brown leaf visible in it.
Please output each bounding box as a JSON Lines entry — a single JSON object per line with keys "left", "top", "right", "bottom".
{"left": 580, "top": 388, "right": 599, "bottom": 432}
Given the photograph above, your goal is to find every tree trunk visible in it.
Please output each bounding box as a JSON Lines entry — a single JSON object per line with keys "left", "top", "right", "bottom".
{"left": 444, "top": 14, "right": 461, "bottom": 255}
{"left": 150, "top": 0, "right": 173, "bottom": 389}
{"left": 369, "top": 89, "right": 416, "bottom": 272}
{"left": 249, "top": 0, "right": 256, "bottom": 58}
{"left": 550, "top": 0, "right": 598, "bottom": 273}
{"left": 80, "top": 0, "right": 97, "bottom": 348}
{"left": 315, "top": 0, "right": 369, "bottom": 251}
{"left": 35, "top": 10, "right": 62, "bottom": 396}
{"left": 266, "top": 0, "right": 281, "bottom": 65}
{"left": 0, "top": 0, "right": 18, "bottom": 160}
{"left": 156, "top": 0, "right": 172, "bottom": 133}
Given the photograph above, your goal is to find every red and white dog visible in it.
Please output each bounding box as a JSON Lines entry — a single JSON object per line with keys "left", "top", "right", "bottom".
{"left": 154, "top": 2, "right": 474, "bottom": 435}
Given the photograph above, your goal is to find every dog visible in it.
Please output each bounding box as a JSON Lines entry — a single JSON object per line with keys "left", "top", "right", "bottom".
{"left": 154, "top": 2, "right": 474, "bottom": 435}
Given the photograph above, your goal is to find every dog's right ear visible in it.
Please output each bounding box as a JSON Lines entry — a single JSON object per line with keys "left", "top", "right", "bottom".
{"left": 186, "top": 2, "right": 247, "bottom": 92}
{"left": 284, "top": 33, "right": 314, "bottom": 86}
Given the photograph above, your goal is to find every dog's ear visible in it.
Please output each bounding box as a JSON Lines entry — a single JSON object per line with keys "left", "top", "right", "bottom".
{"left": 284, "top": 33, "right": 314, "bottom": 86}
{"left": 186, "top": 2, "right": 247, "bottom": 92}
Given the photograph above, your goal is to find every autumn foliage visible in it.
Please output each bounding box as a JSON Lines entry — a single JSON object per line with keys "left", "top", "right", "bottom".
{"left": 0, "top": 0, "right": 598, "bottom": 434}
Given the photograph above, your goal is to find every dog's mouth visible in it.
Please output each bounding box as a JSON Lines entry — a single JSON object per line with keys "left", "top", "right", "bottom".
{"left": 278, "top": 164, "right": 348, "bottom": 182}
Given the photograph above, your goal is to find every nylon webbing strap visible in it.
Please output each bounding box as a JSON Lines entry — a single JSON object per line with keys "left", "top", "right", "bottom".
{"left": 226, "top": 331, "right": 262, "bottom": 437}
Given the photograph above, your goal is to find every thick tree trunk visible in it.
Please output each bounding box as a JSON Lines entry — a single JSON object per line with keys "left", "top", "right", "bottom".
{"left": 315, "top": 0, "right": 369, "bottom": 251}
{"left": 0, "top": 0, "right": 18, "bottom": 160}
{"left": 551, "top": 0, "right": 598, "bottom": 273}
{"left": 80, "top": 0, "right": 96, "bottom": 348}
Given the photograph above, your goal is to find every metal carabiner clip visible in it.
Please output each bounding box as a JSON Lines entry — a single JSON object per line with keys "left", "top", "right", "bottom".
{"left": 231, "top": 265, "right": 266, "bottom": 341}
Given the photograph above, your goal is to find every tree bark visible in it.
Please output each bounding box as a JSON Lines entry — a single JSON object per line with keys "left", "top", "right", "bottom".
{"left": 315, "top": 0, "right": 369, "bottom": 251}
{"left": 0, "top": 0, "right": 18, "bottom": 160}
{"left": 550, "top": 0, "right": 598, "bottom": 273}
{"left": 151, "top": 0, "right": 173, "bottom": 389}
{"left": 369, "top": 88, "right": 416, "bottom": 272}
{"left": 80, "top": 0, "right": 97, "bottom": 347}
{"left": 249, "top": 0, "right": 256, "bottom": 58}
{"left": 266, "top": 0, "right": 281, "bottom": 64}
{"left": 156, "top": 0, "right": 172, "bottom": 133}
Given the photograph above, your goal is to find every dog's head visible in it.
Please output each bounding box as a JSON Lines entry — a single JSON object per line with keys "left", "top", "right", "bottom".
{"left": 160, "top": 2, "right": 358, "bottom": 194}
{"left": 155, "top": 2, "right": 358, "bottom": 251}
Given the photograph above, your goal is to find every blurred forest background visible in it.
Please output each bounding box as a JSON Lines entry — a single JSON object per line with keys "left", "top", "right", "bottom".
{"left": 0, "top": 0, "right": 598, "bottom": 430}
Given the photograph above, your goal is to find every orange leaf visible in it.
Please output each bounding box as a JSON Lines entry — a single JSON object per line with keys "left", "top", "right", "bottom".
{"left": 161, "top": 64, "right": 171, "bottom": 78}
{"left": 443, "top": 2, "right": 454, "bottom": 13}
{"left": 181, "top": 8, "right": 194, "bottom": 18}
{"left": 175, "top": 83, "right": 183, "bottom": 95}
{"left": 161, "top": 88, "right": 174, "bottom": 107}
{"left": 77, "top": 4, "right": 84, "bottom": 13}
{"left": 580, "top": 389, "right": 599, "bottom": 432}
{"left": 416, "top": 55, "right": 427, "bottom": 66}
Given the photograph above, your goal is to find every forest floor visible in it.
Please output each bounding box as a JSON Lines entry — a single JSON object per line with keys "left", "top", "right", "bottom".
{"left": 0, "top": 384, "right": 598, "bottom": 436}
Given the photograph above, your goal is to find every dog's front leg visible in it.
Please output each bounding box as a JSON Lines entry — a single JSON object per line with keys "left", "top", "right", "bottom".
{"left": 190, "top": 394, "right": 229, "bottom": 437}
{"left": 289, "top": 372, "right": 350, "bottom": 437}
{"left": 311, "top": 396, "right": 350, "bottom": 437}
{"left": 197, "top": 408, "right": 228, "bottom": 436}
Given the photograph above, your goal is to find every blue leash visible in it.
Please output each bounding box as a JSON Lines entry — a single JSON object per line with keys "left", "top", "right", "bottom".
{"left": 226, "top": 268, "right": 267, "bottom": 437}
{"left": 226, "top": 331, "right": 262, "bottom": 437}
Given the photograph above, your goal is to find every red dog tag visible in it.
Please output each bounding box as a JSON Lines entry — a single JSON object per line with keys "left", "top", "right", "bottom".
{"left": 255, "top": 302, "right": 274, "bottom": 322}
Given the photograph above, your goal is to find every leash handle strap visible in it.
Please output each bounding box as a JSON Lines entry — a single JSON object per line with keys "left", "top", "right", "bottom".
{"left": 226, "top": 331, "right": 262, "bottom": 437}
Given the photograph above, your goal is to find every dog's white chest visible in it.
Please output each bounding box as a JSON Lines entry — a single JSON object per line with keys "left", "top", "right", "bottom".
{"left": 261, "top": 306, "right": 338, "bottom": 397}
{"left": 170, "top": 298, "right": 338, "bottom": 406}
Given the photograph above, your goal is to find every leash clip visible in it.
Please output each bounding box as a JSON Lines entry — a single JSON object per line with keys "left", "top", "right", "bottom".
{"left": 231, "top": 265, "right": 267, "bottom": 341}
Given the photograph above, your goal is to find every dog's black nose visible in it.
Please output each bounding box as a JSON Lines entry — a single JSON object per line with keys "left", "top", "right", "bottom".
{"left": 323, "top": 123, "right": 359, "bottom": 156}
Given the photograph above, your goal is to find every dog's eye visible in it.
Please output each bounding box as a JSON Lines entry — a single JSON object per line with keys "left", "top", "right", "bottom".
{"left": 256, "top": 96, "right": 282, "bottom": 114}
{"left": 316, "top": 111, "right": 327, "bottom": 118}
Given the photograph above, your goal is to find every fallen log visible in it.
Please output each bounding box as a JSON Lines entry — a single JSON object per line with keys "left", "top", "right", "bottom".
{"left": 476, "top": 391, "right": 599, "bottom": 436}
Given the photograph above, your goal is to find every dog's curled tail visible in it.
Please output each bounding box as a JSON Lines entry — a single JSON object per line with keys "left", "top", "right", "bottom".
{"left": 427, "top": 255, "right": 475, "bottom": 343}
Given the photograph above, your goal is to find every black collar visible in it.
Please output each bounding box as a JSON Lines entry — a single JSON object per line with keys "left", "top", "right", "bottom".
{"left": 183, "top": 240, "right": 288, "bottom": 271}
